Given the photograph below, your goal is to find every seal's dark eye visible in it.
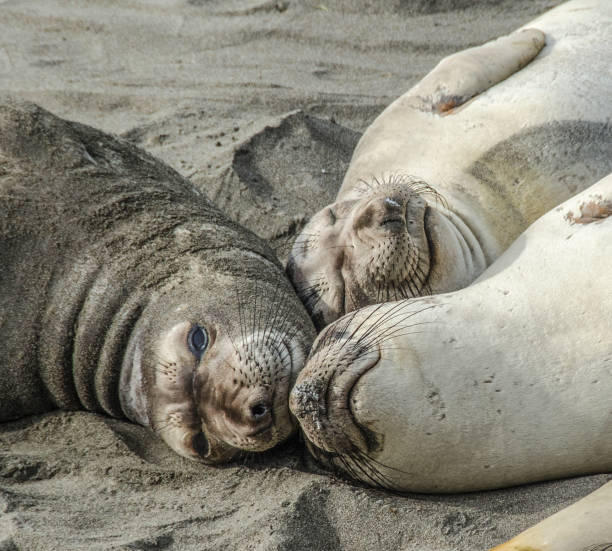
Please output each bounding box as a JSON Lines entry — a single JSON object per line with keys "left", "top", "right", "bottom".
{"left": 192, "top": 432, "right": 209, "bottom": 458}
{"left": 188, "top": 325, "right": 208, "bottom": 357}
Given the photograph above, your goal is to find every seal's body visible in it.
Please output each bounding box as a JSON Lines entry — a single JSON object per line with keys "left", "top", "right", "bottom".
{"left": 290, "top": 172, "right": 612, "bottom": 492}
{"left": 0, "top": 99, "right": 315, "bottom": 463}
{"left": 288, "top": 0, "right": 612, "bottom": 328}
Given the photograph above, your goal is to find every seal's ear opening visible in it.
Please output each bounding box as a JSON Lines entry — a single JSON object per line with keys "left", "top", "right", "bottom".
{"left": 191, "top": 431, "right": 209, "bottom": 458}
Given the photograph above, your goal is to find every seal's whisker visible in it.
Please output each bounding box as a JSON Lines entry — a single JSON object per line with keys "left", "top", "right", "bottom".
{"left": 356, "top": 313, "right": 435, "bottom": 354}
{"left": 350, "top": 451, "right": 410, "bottom": 495}
{"left": 296, "top": 278, "right": 325, "bottom": 293}
{"left": 351, "top": 300, "right": 416, "bottom": 348}
{"left": 335, "top": 453, "right": 365, "bottom": 486}
{"left": 149, "top": 352, "right": 179, "bottom": 375}
{"left": 256, "top": 282, "right": 275, "bottom": 347}
{"left": 151, "top": 417, "right": 182, "bottom": 434}
{"left": 345, "top": 449, "right": 394, "bottom": 491}
{"left": 262, "top": 287, "right": 284, "bottom": 345}
{"left": 253, "top": 278, "right": 262, "bottom": 343}
{"left": 234, "top": 282, "right": 247, "bottom": 354}
{"left": 298, "top": 283, "right": 323, "bottom": 300}
{"left": 351, "top": 304, "right": 436, "bottom": 354}
{"left": 338, "top": 302, "right": 391, "bottom": 355}
{"left": 355, "top": 324, "right": 433, "bottom": 358}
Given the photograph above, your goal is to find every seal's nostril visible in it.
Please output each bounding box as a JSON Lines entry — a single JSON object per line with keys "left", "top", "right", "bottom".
{"left": 250, "top": 403, "right": 269, "bottom": 420}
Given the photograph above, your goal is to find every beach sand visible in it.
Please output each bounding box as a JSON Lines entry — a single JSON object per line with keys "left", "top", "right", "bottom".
{"left": 1, "top": 1, "right": 610, "bottom": 549}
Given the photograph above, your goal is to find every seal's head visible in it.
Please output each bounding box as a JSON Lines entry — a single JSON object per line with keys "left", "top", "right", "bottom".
{"left": 287, "top": 175, "right": 483, "bottom": 329}
{"left": 118, "top": 237, "right": 315, "bottom": 464}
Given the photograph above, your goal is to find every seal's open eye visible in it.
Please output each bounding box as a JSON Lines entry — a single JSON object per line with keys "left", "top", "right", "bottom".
{"left": 188, "top": 325, "right": 209, "bottom": 357}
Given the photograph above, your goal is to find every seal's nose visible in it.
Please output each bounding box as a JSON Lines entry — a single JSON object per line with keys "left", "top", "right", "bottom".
{"left": 244, "top": 399, "right": 273, "bottom": 435}
{"left": 249, "top": 401, "right": 270, "bottom": 422}
{"left": 353, "top": 195, "right": 405, "bottom": 232}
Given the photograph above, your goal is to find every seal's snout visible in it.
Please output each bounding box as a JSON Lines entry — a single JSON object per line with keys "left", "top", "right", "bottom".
{"left": 353, "top": 194, "right": 406, "bottom": 233}
{"left": 191, "top": 432, "right": 209, "bottom": 458}
{"left": 196, "top": 328, "right": 304, "bottom": 454}
{"left": 289, "top": 379, "right": 324, "bottom": 421}
{"left": 289, "top": 333, "right": 382, "bottom": 456}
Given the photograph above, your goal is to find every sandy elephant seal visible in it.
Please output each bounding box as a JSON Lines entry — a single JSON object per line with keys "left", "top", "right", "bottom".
{"left": 287, "top": 0, "right": 612, "bottom": 328}
{"left": 289, "top": 172, "right": 612, "bottom": 493}
{"left": 0, "top": 98, "right": 315, "bottom": 463}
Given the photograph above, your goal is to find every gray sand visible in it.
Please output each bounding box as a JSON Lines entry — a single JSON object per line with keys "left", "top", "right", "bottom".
{"left": 1, "top": 1, "right": 610, "bottom": 550}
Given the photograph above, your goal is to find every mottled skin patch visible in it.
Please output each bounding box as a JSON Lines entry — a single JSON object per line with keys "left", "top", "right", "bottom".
{"left": 565, "top": 197, "right": 612, "bottom": 224}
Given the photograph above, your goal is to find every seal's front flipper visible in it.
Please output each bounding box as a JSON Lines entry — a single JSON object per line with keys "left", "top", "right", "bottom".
{"left": 489, "top": 480, "right": 612, "bottom": 551}
{"left": 408, "top": 28, "right": 545, "bottom": 114}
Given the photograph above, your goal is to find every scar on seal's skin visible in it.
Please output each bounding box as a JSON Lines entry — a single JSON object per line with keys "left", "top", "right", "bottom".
{"left": 565, "top": 197, "right": 612, "bottom": 224}
{"left": 414, "top": 93, "right": 471, "bottom": 115}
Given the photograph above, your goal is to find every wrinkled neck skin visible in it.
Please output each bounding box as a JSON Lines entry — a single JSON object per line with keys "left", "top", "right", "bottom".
{"left": 118, "top": 304, "right": 153, "bottom": 428}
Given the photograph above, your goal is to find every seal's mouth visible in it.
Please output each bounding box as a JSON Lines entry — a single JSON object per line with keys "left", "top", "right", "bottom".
{"left": 245, "top": 421, "right": 274, "bottom": 438}
{"left": 379, "top": 215, "right": 405, "bottom": 228}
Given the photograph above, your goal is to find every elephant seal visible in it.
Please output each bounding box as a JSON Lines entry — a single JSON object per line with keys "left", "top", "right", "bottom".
{"left": 0, "top": 98, "right": 315, "bottom": 463}
{"left": 287, "top": 0, "right": 612, "bottom": 329}
{"left": 490, "top": 480, "right": 612, "bottom": 551}
{"left": 289, "top": 172, "right": 612, "bottom": 492}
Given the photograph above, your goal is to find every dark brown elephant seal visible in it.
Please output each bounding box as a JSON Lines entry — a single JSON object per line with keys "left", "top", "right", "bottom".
{"left": 0, "top": 98, "right": 315, "bottom": 463}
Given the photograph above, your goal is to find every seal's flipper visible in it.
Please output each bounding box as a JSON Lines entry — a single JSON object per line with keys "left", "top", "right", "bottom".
{"left": 408, "top": 28, "right": 545, "bottom": 114}
{"left": 489, "top": 480, "right": 612, "bottom": 551}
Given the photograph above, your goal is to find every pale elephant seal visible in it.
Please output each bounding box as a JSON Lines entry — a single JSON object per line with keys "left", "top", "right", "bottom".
{"left": 0, "top": 98, "right": 315, "bottom": 463}
{"left": 287, "top": 0, "right": 612, "bottom": 328}
{"left": 289, "top": 172, "right": 612, "bottom": 492}
{"left": 490, "top": 480, "right": 612, "bottom": 551}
